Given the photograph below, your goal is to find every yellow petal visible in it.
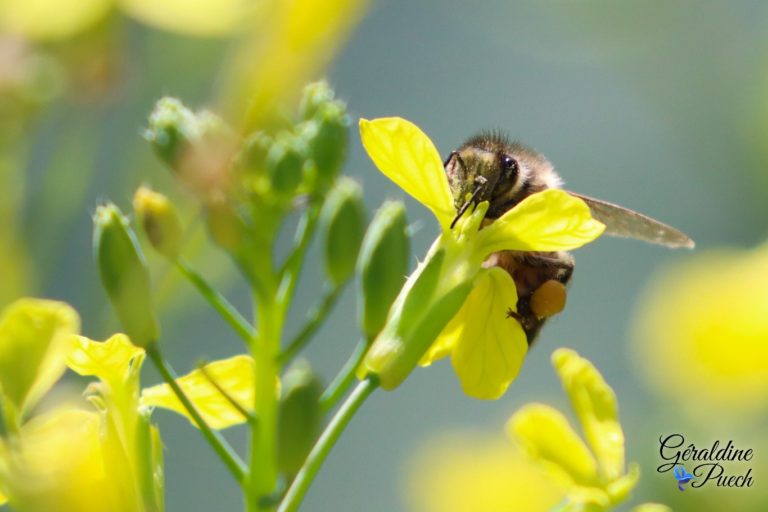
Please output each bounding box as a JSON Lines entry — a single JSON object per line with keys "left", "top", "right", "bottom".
{"left": 631, "top": 503, "right": 672, "bottom": 512}
{"left": 476, "top": 189, "right": 605, "bottom": 256}
{"left": 507, "top": 403, "right": 599, "bottom": 487}
{"left": 405, "top": 431, "right": 567, "bottom": 512}
{"left": 360, "top": 117, "right": 455, "bottom": 229}
{"left": 0, "top": 0, "right": 112, "bottom": 40}
{"left": 226, "top": 0, "right": 367, "bottom": 129}
{"left": 0, "top": 299, "right": 79, "bottom": 415}
{"left": 119, "top": 0, "right": 251, "bottom": 36}
{"left": 607, "top": 462, "right": 640, "bottom": 504}
{"left": 552, "top": 348, "right": 625, "bottom": 481}
{"left": 448, "top": 268, "right": 527, "bottom": 399}
{"left": 67, "top": 334, "right": 145, "bottom": 385}
{"left": 141, "top": 355, "right": 255, "bottom": 430}
{"left": 0, "top": 408, "right": 124, "bottom": 512}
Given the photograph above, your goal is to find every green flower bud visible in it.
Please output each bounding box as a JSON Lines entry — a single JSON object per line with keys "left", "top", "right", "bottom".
{"left": 298, "top": 81, "right": 335, "bottom": 121}
{"left": 133, "top": 186, "right": 184, "bottom": 260}
{"left": 357, "top": 201, "right": 409, "bottom": 341}
{"left": 319, "top": 178, "right": 366, "bottom": 286}
{"left": 301, "top": 102, "right": 349, "bottom": 189}
{"left": 93, "top": 203, "right": 159, "bottom": 348}
{"left": 237, "top": 131, "right": 272, "bottom": 173}
{"left": 143, "top": 97, "right": 199, "bottom": 169}
{"left": 277, "top": 361, "right": 323, "bottom": 477}
{"left": 362, "top": 249, "right": 473, "bottom": 390}
{"left": 266, "top": 132, "right": 306, "bottom": 196}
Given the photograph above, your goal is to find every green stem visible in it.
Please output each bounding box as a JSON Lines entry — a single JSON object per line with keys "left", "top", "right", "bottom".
{"left": 318, "top": 339, "right": 368, "bottom": 414}
{"left": 278, "top": 284, "right": 344, "bottom": 364}
{"left": 277, "top": 376, "right": 378, "bottom": 512}
{"left": 146, "top": 346, "right": 246, "bottom": 485}
{"left": 249, "top": 297, "right": 281, "bottom": 511}
{"left": 176, "top": 258, "right": 255, "bottom": 345}
{"left": 277, "top": 202, "right": 322, "bottom": 308}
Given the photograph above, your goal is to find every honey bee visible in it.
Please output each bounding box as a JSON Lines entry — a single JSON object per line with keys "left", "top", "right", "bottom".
{"left": 444, "top": 132, "right": 694, "bottom": 344}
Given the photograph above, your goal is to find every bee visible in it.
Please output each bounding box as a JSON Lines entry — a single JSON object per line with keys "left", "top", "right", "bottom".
{"left": 444, "top": 132, "right": 694, "bottom": 344}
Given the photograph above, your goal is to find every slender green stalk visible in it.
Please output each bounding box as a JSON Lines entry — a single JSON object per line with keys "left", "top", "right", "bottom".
{"left": 278, "top": 284, "right": 344, "bottom": 364}
{"left": 249, "top": 296, "right": 281, "bottom": 512}
{"left": 277, "top": 202, "right": 322, "bottom": 308}
{"left": 146, "top": 346, "right": 246, "bottom": 484}
{"left": 319, "top": 339, "right": 368, "bottom": 414}
{"left": 277, "top": 376, "right": 378, "bottom": 512}
{"left": 176, "top": 258, "right": 255, "bottom": 344}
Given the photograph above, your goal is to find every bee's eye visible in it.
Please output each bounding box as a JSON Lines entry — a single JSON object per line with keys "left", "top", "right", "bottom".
{"left": 501, "top": 155, "right": 518, "bottom": 178}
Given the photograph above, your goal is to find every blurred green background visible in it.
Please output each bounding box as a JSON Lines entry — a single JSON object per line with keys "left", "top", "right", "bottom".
{"left": 3, "top": 1, "right": 768, "bottom": 510}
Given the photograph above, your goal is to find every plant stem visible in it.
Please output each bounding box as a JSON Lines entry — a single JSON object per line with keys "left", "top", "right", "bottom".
{"left": 277, "top": 376, "right": 378, "bottom": 512}
{"left": 249, "top": 297, "right": 280, "bottom": 511}
{"left": 176, "top": 258, "right": 255, "bottom": 345}
{"left": 319, "top": 339, "right": 368, "bottom": 414}
{"left": 146, "top": 346, "right": 246, "bottom": 485}
{"left": 278, "top": 284, "right": 344, "bottom": 364}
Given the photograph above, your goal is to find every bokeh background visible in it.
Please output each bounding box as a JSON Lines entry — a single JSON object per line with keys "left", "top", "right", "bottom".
{"left": 2, "top": 1, "right": 768, "bottom": 510}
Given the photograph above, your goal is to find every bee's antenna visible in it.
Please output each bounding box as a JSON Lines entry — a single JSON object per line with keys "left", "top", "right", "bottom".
{"left": 450, "top": 178, "right": 487, "bottom": 230}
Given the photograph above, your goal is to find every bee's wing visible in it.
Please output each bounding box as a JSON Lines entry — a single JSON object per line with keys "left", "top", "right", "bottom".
{"left": 566, "top": 191, "right": 695, "bottom": 249}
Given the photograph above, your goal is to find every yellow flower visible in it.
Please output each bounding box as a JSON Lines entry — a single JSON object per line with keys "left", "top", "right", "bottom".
{"left": 404, "top": 431, "right": 567, "bottom": 512}
{"left": 507, "top": 349, "right": 641, "bottom": 510}
{"left": 358, "top": 117, "right": 604, "bottom": 399}
{"left": 0, "top": 299, "right": 79, "bottom": 424}
{"left": 0, "top": 0, "right": 253, "bottom": 41}
{"left": 0, "top": 407, "right": 126, "bottom": 512}
{"left": 631, "top": 242, "right": 768, "bottom": 418}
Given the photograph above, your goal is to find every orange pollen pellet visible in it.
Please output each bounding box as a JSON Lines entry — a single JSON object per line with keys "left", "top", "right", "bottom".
{"left": 531, "top": 280, "right": 567, "bottom": 319}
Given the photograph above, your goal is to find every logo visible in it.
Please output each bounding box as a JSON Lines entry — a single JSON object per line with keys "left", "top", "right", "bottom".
{"left": 657, "top": 434, "right": 754, "bottom": 490}
{"left": 673, "top": 465, "right": 694, "bottom": 491}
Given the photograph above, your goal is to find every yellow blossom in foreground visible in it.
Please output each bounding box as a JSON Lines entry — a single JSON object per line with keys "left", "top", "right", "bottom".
{"left": 632, "top": 243, "right": 768, "bottom": 418}
{"left": 404, "top": 432, "right": 567, "bottom": 512}
{"left": 507, "top": 349, "right": 644, "bottom": 510}
{"left": 359, "top": 117, "right": 604, "bottom": 398}
{"left": 0, "top": 0, "right": 253, "bottom": 40}
{"left": 0, "top": 408, "right": 125, "bottom": 512}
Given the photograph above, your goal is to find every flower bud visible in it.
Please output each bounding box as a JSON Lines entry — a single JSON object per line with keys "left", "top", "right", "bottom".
{"left": 143, "top": 97, "right": 199, "bottom": 169}
{"left": 362, "top": 249, "right": 473, "bottom": 390}
{"left": 236, "top": 131, "right": 272, "bottom": 174}
{"left": 298, "top": 81, "right": 335, "bottom": 121}
{"left": 304, "top": 102, "right": 348, "bottom": 185}
{"left": 277, "top": 361, "right": 323, "bottom": 477}
{"left": 93, "top": 203, "right": 159, "bottom": 348}
{"left": 132, "top": 186, "right": 183, "bottom": 260}
{"left": 320, "top": 178, "right": 366, "bottom": 286}
{"left": 357, "top": 201, "right": 409, "bottom": 341}
{"left": 266, "top": 132, "right": 306, "bottom": 196}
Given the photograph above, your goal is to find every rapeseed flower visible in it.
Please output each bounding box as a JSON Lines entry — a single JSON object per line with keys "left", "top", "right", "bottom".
{"left": 632, "top": 242, "right": 768, "bottom": 418}
{"left": 508, "top": 349, "right": 644, "bottom": 510}
{"left": 358, "top": 117, "right": 604, "bottom": 398}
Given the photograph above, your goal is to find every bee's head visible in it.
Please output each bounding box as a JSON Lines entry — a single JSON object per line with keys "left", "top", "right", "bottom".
{"left": 444, "top": 132, "right": 562, "bottom": 226}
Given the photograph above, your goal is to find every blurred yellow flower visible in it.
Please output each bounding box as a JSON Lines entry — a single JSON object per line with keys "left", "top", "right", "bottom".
{"left": 359, "top": 117, "right": 604, "bottom": 399}
{"left": 0, "top": 407, "right": 126, "bottom": 512}
{"left": 632, "top": 243, "right": 768, "bottom": 417}
{"left": 507, "top": 349, "right": 642, "bottom": 510}
{"left": 405, "top": 432, "right": 567, "bottom": 512}
{"left": 0, "top": 0, "right": 254, "bottom": 40}
{"left": 0, "top": 298, "right": 78, "bottom": 422}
